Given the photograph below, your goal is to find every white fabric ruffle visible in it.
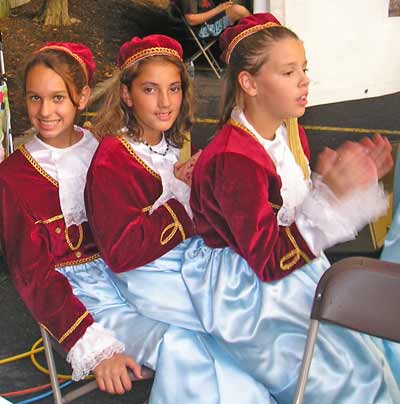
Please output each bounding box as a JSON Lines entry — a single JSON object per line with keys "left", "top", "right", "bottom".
{"left": 296, "top": 174, "right": 389, "bottom": 255}
{"left": 66, "top": 322, "right": 125, "bottom": 381}
{"left": 150, "top": 168, "right": 192, "bottom": 218}
{"left": 25, "top": 127, "right": 98, "bottom": 227}
{"left": 126, "top": 136, "right": 192, "bottom": 218}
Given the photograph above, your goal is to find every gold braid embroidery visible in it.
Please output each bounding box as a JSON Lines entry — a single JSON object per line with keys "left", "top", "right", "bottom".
{"left": 121, "top": 47, "right": 182, "bottom": 70}
{"left": 280, "top": 227, "right": 310, "bottom": 270}
{"left": 225, "top": 22, "right": 280, "bottom": 62}
{"left": 65, "top": 225, "right": 84, "bottom": 251}
{"left": 118, "top": 137, "right": 161, "bottom": 180}
{"left": 142, "top": 204, "right": 185, "bottom": 245}
{"left": 19, "top": 146, "right": 59, "bottom": 188}
{"left": 270, "top": 203, "right": 281, "bottom": 211}
{"left": 35, "top": 214, "right": 64, "bottom": 225}
{"left": 55, "top": 253, "right": 101, "bottom": 269}
{"left": 39, "top": 310, "right": 91, "bottom": 344}
{"left": 161, "top": 202, "right": 186, "bottom": 244}
{"left": 58, "top": 311, "right": 90, "bottom": 344}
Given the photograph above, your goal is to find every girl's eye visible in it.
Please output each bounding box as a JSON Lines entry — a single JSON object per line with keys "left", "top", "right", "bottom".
{"left": 54, "top": 95, "right": 64, "bottom": 102}
{"left": 284, "top": 71, "right": 294, "bottom": 76}
{"left": 144, "top": 87, "right": 155, "bottom": 94}
{"left": 29, "top": 95, "right": 40, "bottom": 102}
{"left": 170, "top": 85, "right": 182, "bottom": 93}
{"left": 303, "top": 68, "right": 309, "bottom": 73}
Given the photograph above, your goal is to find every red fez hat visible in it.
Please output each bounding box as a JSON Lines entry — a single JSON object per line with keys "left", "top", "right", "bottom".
{"left": 117, "top": 34, "right": 183, "bottom": 71}
{"left": 220, "top": 13, "right": 281, "bottom": 63}
{"left": 37, "top": 42, "right": 96, "bottom": 83}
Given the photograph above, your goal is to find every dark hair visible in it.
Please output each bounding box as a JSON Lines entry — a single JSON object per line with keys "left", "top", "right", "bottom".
{"left": 23, "top": 49, "right": 89, "bottom": 107}
{"left": 93, "top": 55, "right": 193, "bottom": 148}
{"left": 219, "top": 26, "right": 299, "bottom": 125}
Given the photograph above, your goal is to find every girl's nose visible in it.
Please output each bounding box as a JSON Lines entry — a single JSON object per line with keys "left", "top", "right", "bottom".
{"left": 300, "top": 71, "right": 310, "bottom": 87}
{"left": 39, "top": 99, "right": 52, "bottom": 117}
{"left": 159, "top": 90, "right": 171, "bottom": 107}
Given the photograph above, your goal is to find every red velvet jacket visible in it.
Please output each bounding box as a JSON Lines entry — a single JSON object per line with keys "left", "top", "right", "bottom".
{"left": 190, "top": 120, "right": 316, "bottom": 282}
{"left": 85, "top": 136, "right": 195, "bottom": 273}
{"left": 0, "top": 147, "right": 97, "bottom": 351}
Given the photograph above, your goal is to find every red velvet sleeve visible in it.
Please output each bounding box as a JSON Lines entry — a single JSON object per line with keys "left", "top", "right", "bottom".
{"left": 85, "top": 147, "right": 195, "bottom": 273}
{"left": 214, "top": 152, "right": 315, "bottom": 282}
{"left": 0, "top": 184, "right": 93, "bottom": 352}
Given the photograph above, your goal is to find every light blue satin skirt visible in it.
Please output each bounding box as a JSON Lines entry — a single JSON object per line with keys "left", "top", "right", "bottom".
{"left": 112, "top": 238, "right": 400, "bottom": 404}
{"left": 58, "top": 258, "right": 273, "bottom": 404}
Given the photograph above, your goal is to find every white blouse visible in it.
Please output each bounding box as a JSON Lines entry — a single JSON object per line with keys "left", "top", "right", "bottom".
{"left": 232, "top": 107, "right": 388, "bottom": 256}
{"left": 25, "top": 127, "right": 98, "bottom": 227}
{"left": 127, "top": 134, "right": 192, "bottom": 218}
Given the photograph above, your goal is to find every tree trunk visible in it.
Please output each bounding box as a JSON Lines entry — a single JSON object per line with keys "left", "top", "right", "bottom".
{"left": 0, "top": 0, "right": 10, "bottom": 18}
{"left": 37, "top": 0, "right": 74, "bottom": 26}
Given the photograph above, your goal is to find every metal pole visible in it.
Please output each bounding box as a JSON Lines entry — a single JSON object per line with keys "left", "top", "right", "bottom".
{"left": 39, "top": 326, "right": 64, "bottom": 404}
{"left": 292, "top": 319, "right": 320, "bottom": 404}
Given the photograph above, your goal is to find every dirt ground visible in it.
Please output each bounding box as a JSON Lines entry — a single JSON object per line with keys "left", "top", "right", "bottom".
{"left": 1, "top": 0, "right": 183, "bottom": 136}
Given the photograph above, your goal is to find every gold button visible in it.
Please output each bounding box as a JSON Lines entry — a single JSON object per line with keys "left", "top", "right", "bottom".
{"left": 55, "top": 227, "right": 62, "bottom": 234}
{"left": 75, "top": 251, "right": 82, "bottom": 258}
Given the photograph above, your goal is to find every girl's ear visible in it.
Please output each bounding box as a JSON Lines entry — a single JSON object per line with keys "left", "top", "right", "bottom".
{"left": 238, "top": 70, "right": 257, "bottom": 97}
{"left": 77, "top": 85, "right": 91, "bottom": 111}
{"left": 121, "top": 84, "right": 133, "bottom": 107}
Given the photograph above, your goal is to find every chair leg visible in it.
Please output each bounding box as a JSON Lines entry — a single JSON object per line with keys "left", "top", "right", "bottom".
{"left": 40, "top": 326, "right": 64, "bottom": 404}
{"left": 62, "top": 380, "right": 98, "bottom": 403}
{"left": 186, "top": 27, "right": 222, "bottom": 79}
{"left": 292, "top": 319, "right": 320, "bottom": 404}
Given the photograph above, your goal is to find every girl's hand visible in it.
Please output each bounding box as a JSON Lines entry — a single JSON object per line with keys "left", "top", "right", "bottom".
{"left": 218, "top": 1, "right": 233, "bottom": 12}
{"left": 93, "top": 353, "right": 143, "bottom": 395}
{"left": 360, "top": 134, "right": 393, "bottom": 179}
{"left": 315, "top": 141, "right": 378, "bottom": 199}
{"left": 174, "top": 150, "right": 202, "bottom": 186}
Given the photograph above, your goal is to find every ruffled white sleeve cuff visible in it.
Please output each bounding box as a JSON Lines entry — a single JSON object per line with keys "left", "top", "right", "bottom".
{"left": 296, "top": 174, "right": 389, "bottom": 256}
{"left": 66, "top": 323, "right": 125, "bottom": 381}
{"left": 150, "top": 169, "right": 192, "bottom": 218}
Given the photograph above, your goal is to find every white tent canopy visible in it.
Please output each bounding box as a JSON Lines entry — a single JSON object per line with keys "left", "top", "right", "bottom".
{"left": 253, "top": 0, "right": 400, "bottom": 106}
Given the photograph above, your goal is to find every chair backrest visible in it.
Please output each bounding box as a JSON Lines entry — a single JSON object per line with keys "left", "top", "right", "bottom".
{"left": 311, "top": 256, "right": 400, "bottom": 343}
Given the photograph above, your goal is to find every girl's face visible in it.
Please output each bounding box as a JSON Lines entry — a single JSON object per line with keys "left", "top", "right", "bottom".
{"left": 25, "top": 64, "right": 88, "bottom": 148}
{"left": 122, "top": 59, "right": 183, "bottom": 142}
{"left": 248, "top": 37, "right": 309, "bottom": 125}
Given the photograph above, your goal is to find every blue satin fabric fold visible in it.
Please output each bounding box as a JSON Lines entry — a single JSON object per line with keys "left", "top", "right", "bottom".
{"left": 110, "top": 238, "right": 400, "bottom": 403}
{"left": 181, "top": 237, "right": 400, "bottom": 404}
{"left": 58, "top": 257, "right": 274, "bottom": 404}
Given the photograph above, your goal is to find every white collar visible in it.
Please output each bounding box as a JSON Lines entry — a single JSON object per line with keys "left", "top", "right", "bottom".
{"left": 25, "top": 127, "right": 98, "bottom": 227}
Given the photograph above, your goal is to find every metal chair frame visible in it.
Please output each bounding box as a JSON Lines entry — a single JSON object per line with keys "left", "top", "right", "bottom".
{"left": 170, "top": 3, "right": 223, "bottom": 79}
{"left": 293, "top": 256, "right": 400, "bottom": 404}
{"left": 40, "top": 325, "right": 154, "bottom": 403}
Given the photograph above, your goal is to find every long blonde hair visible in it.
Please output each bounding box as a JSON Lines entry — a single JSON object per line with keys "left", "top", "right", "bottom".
{"left": 93, "top": 55, "right": 193, "bottom": 148}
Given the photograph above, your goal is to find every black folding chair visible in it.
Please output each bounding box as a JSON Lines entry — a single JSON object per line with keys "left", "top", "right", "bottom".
{"left": 40, "top": 325, "right": 154, "bottom": 403}
{"left": 293, "top": 256, "right": 400, "bottom": 404}
{"left": 169, "top": 1, "right": 223, "bottom": 79}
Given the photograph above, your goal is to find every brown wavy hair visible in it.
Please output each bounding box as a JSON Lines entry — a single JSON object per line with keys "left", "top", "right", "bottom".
{"left": 23, "top": 49, "right": 89, "bottom": 107}
{"left": 219, "top": 26, "right": 299, "bottom": 126}
{"left": 92, "top": 55, "right": 194, "bottom": 148}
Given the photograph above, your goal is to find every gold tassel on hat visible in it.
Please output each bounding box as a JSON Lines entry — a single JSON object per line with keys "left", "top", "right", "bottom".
{"left": 178, "top": 131, "right": 191, "bottom": 163}
{"left": 285, "top": 117, "right": 310, "bottom": 180}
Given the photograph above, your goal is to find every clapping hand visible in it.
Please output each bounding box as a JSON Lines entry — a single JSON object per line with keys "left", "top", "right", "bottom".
{"left": 174, "top": 150, "right": 202, "bottom": 186}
